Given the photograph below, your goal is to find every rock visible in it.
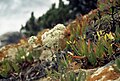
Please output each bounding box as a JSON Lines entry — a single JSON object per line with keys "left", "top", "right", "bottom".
{"left": 87, "top": 64, "right": 120, "bottom": 81}
{"left": 39, "top": 48, "right": 53, "bottom": 61}
{"left": 0, "top": 32, "right": 22, "bottom": 47}
{"left": 7, "top": 47, "right": 18, "bottom": 60}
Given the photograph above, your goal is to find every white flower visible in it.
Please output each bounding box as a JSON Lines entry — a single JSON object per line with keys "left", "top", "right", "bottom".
{"left": 28, "top": 36, "right": 38, "bottom": 48}
{"left": 53, "top": 24, "right": 65, "bottom": 30}
{"left": 40, "top": 24, "right": 66, "bottom": 60}
{"left": 26, "top": 52, "right": 30, "bottom": 56}
{"left": 21, "top": 56, "right": 25, "bottom": 59}
{"left": 41, "top": 24, "right": 65, "bottom": 48}
{"left": 28, "top": 36, "right": 38, "bottom": 45}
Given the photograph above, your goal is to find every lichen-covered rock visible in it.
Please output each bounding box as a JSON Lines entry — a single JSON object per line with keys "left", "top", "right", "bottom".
{"left": 7, "top": 47, "right": 18, "bottom": 60}
{"left": 0, "top": 45, "right": 18, "bottom": 61}
{"left": 87, "top": 64, "right": 120, "bottom": 81}
{"left": 39, "top": 48, "right": 53, "bottom": 61}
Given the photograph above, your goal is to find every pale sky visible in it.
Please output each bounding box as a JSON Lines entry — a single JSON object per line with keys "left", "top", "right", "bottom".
{"left": 0, "top": 0, "right": 68, "bottom": 35}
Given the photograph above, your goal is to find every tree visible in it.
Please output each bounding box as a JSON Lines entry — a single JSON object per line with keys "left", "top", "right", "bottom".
{"left": 59, "top": 0, "right": 65, "bottom": 8}
{"left": 20, "top": 0, "right": 98, "bottom": 37}
{"left": 67, "top": 0, "right": 97, "bottom": 15}
{"left": 20, "top": 12, "right": 40, "bottom": 37}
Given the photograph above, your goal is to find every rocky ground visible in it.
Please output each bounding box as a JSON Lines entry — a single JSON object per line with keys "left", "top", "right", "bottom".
{"left": 0, "top": 1, "right": 120, "bottom": 81}
{"left": 0, "top": 22, "right": 119, "bottom": 81}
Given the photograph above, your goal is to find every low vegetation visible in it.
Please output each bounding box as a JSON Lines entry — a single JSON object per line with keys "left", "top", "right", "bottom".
{"left": 0, "top": 0, "right": 120, "bottom": 81}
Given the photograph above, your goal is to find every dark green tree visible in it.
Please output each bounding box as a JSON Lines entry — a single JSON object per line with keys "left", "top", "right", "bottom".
{"left": 20, "top": 0, "right": 97, "bottom": 37}
{"left": 59, "top": 0, "right": 65, "bottom": 8}
{"left": 20, "top": 12, "right": 40, "bottom": 37}
{"left": 67, "top": 0, "right": 97, "bottom": 16}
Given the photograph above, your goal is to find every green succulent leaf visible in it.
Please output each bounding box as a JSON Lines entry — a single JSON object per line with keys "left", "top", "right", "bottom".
{"left": 78, "top": 71, "right": 86, "bottom": 81}
{"left": 0, "top": 60, "right": 11, "bottom": 77}
{"left": 11, "top": 62, "right": 19, "bottom": 72}
{"left": 115, "top": 58, "right": 120, "bottom": 69}
{"left": 88, "top": 52, "right": 97, "bottom": 66}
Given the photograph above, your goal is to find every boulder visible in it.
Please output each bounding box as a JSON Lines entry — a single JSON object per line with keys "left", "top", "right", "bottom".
{"left": 0, "top": 32, "right": 22, "bottom": 47}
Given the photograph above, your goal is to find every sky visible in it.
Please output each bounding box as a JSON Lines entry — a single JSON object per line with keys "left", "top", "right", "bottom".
{"left": 0, "top": 0, "right": 68, "bottom": 35}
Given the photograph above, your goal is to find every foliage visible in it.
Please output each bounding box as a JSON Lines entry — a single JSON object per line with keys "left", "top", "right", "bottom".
{"left": 112, "top": 58, "right": 120, "bottom": 73}
{"left": 60, "top": 70, "right": 86, "bottom": 81}
{"left": 0, "top": 46, "right": 41, "bottom": 78}
{"left": 68, "top": 0, "right": 97, "bottom": 15}
{"left": 47, "top": 0, "right": 120, "bottom": 80}
{"left": 20, "top": 0, "right": 97, "bottom": 37}
{"left": 65, "top": 0, "right": 120, "bottom": 67}
{"left": 47, "top": 52, "right": 86, "bottom": 81}
{"left": 0, "top": 59, "right": 20, "bottom": 78}
{"left": 0, "top": 0, "right": 120, "bottom": 80}
{"left": 115, "top": 58, "right": 120, "bottom": 68}
{"left": 20, "top": 12, "right": 40, "bottom": 37}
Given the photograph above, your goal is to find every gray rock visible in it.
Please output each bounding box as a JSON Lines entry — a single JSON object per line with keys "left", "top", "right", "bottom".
{"left": 0, "top": 32, "right": 22, "bottom": 47}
